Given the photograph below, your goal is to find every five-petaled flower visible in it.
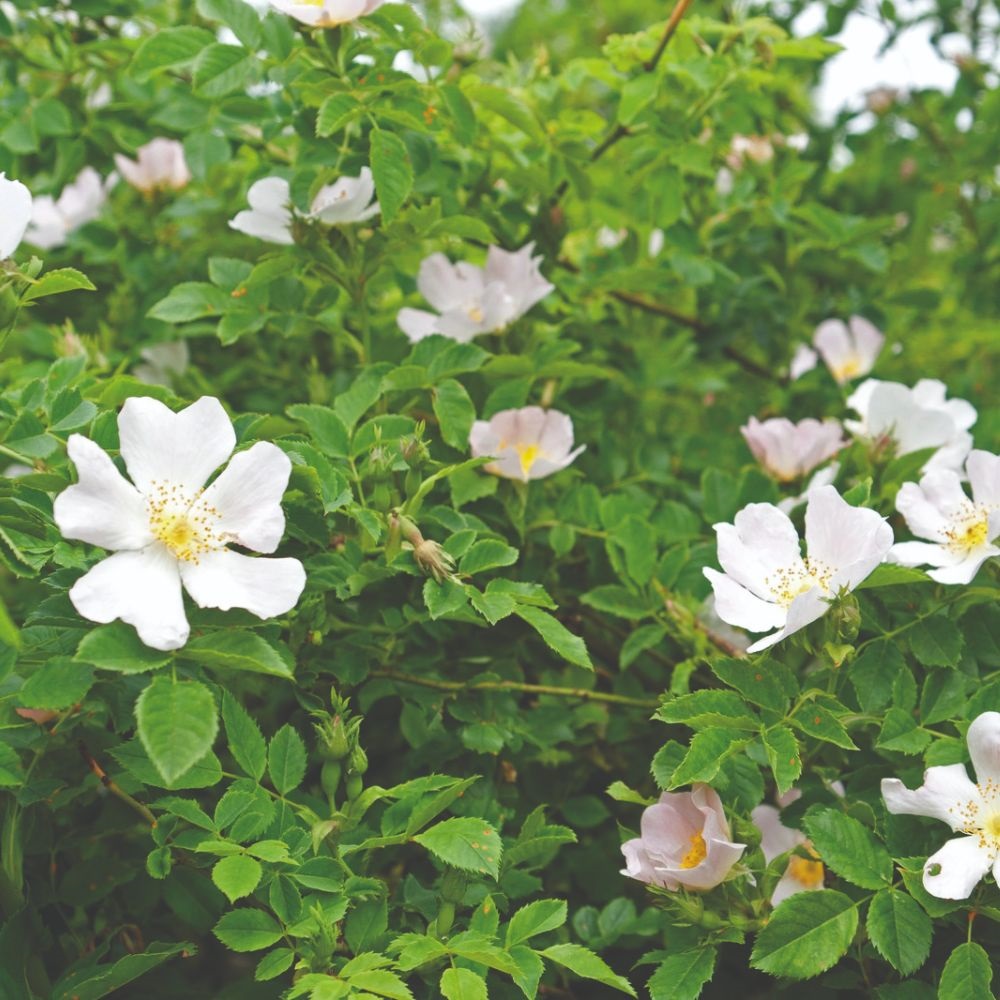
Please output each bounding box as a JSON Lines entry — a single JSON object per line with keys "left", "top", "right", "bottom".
{"left": 741, "top": 416, "right": 845, "bottom": 483}
{"left": 621, "top": 785, "right": 746, "bottom": 892}
{"left": 229, "top": 171, "right": 379, "bottom": 245}
{"left": 0, "top": 173, "right": 32, "bottom": 260}
{"left": 704, "top": 485, "right": 893, "bottom": 653}
{"left": 813, "top": 315, "right": 884, "bottom": 384}
{"left": 882, "top": 711, "right": 1000, "bottom": 899}
{"left": 891, "top": 449, "right": 1000, "bottom": 584}
{"left": 54, "top": 396, "right": 306, "bottom": 651}
{"left": 397, "top": 243, "right": 554, "bottom": 343}
{"left": 114, "top": 138, "right": 191, "bottom": 194}
{"left": 25, "top": 167, "right": 108, "bottom": 251}
{"left": 267, "top": 0, "right": 384, "bottom": 27}
{"left": 469, "top": 406, "right": 584, "bottom": 482}
{"left": 846, "top": 378, "right": 976, "bottom": 475}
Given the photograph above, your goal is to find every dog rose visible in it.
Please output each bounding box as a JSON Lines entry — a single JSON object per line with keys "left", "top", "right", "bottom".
{"left": 621, "top": 785, "right": 746, "bottom": 891}
{"left": 24, "top": 168, "right": 108, "bottom": 250}
{"left": 882, "top": 712, "right": 1000, "bottom": 899}
{"left": 469, "top": 406, "right": 584, "bottom": 482}
{"left": 54, "top": 396, "right": 306, "bottom": 651}
{"left": 752, "top": 802, "right": 826, "bottom": 905}
{"left": 741, "top": 416, "right": 845, "bottom": 483}
{"left": 0, "top": 173, "right": 32, "bottom": 259}
{"left": 114, "top": 138, "right": 191, "bottom": 194}
{"left": 704, "top": 485, "right": 893, "bottom": 653}
{"left": 268, "top": 0, "right": 384, "bottom": 27}
{"left": 813, "top": 316, "right": 884, "bottom": 384}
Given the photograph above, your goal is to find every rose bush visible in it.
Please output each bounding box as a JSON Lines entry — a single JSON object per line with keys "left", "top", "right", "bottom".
{"left": 0, "top": 0, "right": 998, "bottom": 997}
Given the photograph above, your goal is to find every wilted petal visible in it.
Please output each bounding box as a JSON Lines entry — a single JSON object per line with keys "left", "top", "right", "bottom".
{"left": 69, "top": 545, "right": 189, "bottom": 651}
{"left": 180, "top": 549, "right": 305, "bottom": 619}
{"left": 53, "top": 435, "right": 153, "bottom": 551}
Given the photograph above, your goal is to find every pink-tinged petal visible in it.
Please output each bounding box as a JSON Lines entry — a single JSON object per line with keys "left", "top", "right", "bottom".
{"left": 923, "top": 835, "right": 993, "bottom": 900}
{"left": 0, "top": 173, "right": 33, "bottom": 258}
{"left": 663, "top": 837, "right": 745, "bottom": 891}
{"left": 469, "top": 419, "right": 500, "bottom": 459}
{"left": 703, "top": 568, "right": 785, "bottom": 634}
{"left": 966, "top": 712, "right": 1000, "bottom": 785}
{"left": 118, "top": 396, "right": 236, "bottom": 494}
{"left": 417, "top": 253, "right": 481, "bottom": 312}
{"left": 69, "top": 545, "right": 188, "bottom": 651}
{"left": 967, "top": 450, "right": 1000, "bottom": 508}
{"left": 804, "top": 485, "right": 892, "bottom": 583}
{"left": 881, "top": 763, "right": 978, "bottom": 831}
{"left": 770, "top": 864, "right": 822, "bottom": 906}
{"left": 199, "top": 442, "right": 291, "bottom": 554}
{"left": 180, "top": 549, "right": 305, "bottom": 619}
{"left": 895, "top": 482, "right": 949, "bottom": 541}
{"left": 813, "top": 319, "right": 852, "bottom": 377}
{"left": 436, "top": 309, "right": 489, "bottom": 343}
{"left": 752, "top": 804, "right": 803, "bottom": 862}
{"left": 54, "top": 435, "right": 153, "bottom": 551}
{"left": 620, "top": 839, "right": 679, "bottom": 890}
{"left": 847, "top": 315, "right": 884, "bottom": 369}
{"left": 397, "top": 308, "right": 441, "bottom": 343}
{"left": 25, "top": 196, "right": 67, "bottom": 251}
{"left": 789, "top": 343, "right": 818, "bottom": 380}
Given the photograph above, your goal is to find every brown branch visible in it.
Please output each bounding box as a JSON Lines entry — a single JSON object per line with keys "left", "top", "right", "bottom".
{"left": 78, "top": 742, "right": 157, "bottom": 828}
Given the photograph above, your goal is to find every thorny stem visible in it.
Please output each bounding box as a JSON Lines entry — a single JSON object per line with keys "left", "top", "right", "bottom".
{"left": 369, "top": 669, "right": 660, "bottom": 709}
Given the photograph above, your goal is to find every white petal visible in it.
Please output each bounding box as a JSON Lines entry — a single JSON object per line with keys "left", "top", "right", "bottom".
{"left": 229, "top": 210, "right": 294, "bottom": 245}
{"left": 703, "top": 568, "right": 786, "bottom": 633}
{"left": 54, "top": 435, "right": 153, "bottom": 551}
{"left": 397, "top": 308, "right": 441, "bottom": 342}
{"left": 847, "top": 315, "right": 884, "bottom": 369}
{"left": 967, "top": 450, "right": 1000, "bottom": 508}
{"left": 895, "top": 481, "right": 949, "bottom": 541}
{"left": 923, "top": 835, "right": 993, "bottom": 900}
{"left": 180, "top": 549, "right": 305, "bottom": 619}
{"left": 771, "top": 866, "right": 817, "bottom": 906}
{"left": 0, "top": 173, "right": 33, "bottom": 258}
{"left": 927, "top": 550, "right": 997, "bottom": 585}
{"left": 889, "top": 540, "right": 956, "bottom": 569}
{"left": 881, "top": 763, "right": 978, "bottom": 831}
{"left": 813, "top": 319, "right": 853, "bottom": 380}
{"left": 199, "top": 442, "right": 291, "bottom": 553}
{"left": 715, "top": 503, "right": 802, "bottom": 597}
{"left": 118, "top": 396, "right": 236, "bottom": 494}
{"left": 24, "top": 196, "right": 67, "bottom": 251}
{"left": 417, "top": 253, "right": 481, "bottom": 312}
{"left": 967, "top": 712, "right": 1000, "bottom": 785}
{"left": 69, "top": 545, "right": 189, "bottom": 651}
{"left": 777, "top": 586, "right": 831, "bottom": 639}
{"left": 804, "top": 485, "right": 892, "bottom": 584}
{"left": 920, "top": 471, "right": 971, "bottom": 518}
{"left": 436, "top": 308, "right": 489, "bottom": 342}
{"left": 789, "top": 344, "right": 818, "bottom": 380}
{"left": 752, "top": 803, "right": 803, "bottom": 862}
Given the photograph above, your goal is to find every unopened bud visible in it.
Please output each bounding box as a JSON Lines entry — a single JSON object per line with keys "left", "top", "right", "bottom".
{"left": 349, "top": 744, "right": 368, "bottom": 775}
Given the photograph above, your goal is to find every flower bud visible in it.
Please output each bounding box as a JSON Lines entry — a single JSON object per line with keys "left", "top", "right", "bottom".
{"left": 349, "top": 744, "right": 368, "bottom": 776}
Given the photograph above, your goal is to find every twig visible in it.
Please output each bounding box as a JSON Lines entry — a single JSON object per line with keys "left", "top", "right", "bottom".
{"left": 78, "top": 742, "right": 157, "bottom": 828}
{"left": 369, "top": 670, "right": 659, "bottom": 710}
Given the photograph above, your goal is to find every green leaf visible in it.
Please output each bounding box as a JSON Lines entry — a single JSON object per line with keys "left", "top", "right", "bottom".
{"left": 514, "top": 606, "right": 592, "bottom": 670}
{"left": 148, "top": 282, "right": 229, "bottom": 323}
{"left": 212, "top": 855, "right": 262, "bottom": 903}
{"left": 540, "top": 943, "right": 637, "bottom": 996}
{"left": 316, "top": 93, "right": 361, "bottom": 137}
{"left": 669, "top": 729, "right": 747, "bottom": 788}
{"left": 647, "top": 948, "right": 717, "bottom": 1000}
{"left": 460, "top": 539, "right": 519, "bottom": 575}
{"left": 255, "top": 948, "right": 295, "bottom": 982}
{"left": 849, "top": 642, "right": 904, "bottom": 712}
{"left": 192, "top": 43, "right": 253, "bottom": 98}
{"left": 440, "top": 968, "right": 486, "bottom": 1000}
{"left": 505, "top": 899, "right": 567, "bottom": 947}
{"left": 135, "top": 678, "right": 218, "bottom": 785}
{"left": 181, "top": 631, "right": 294, "bottom": 679}
{"left": 876, "top": 708, "right": 931, "bottom": 754}
{"left": 213, "top": 909, "right": 283, "bottom": 952}
{"left": 762, "top": 725, "right": 802, "bottom": 795}
{"left": 618, "top": 74, "right": 658, "bottom": 125}
{"left": 802, "top": 808, "right": 892, "bottom": 889}
{"left": 581, "top": 585, "right": 652, "bottom": 620}
{"left": 196, "top": 0, "right": 261, "bottom": 48}
{"left": 919, "top": 670, "right": 966, "bottom": 725}
{"left": 50, "top": 941, "right": 195, "bottom": 1000}
{"left": 19, "top": 657, "right": 94, "bottom": 709}
{"left": 432, "top": 379, "right": 476, "bottom": 451}
{"left": 287, "top": 403, "right": 350, "bottom": 457}
{"left": 791, "top": 703, "right": 857, "bottom": 750}
{"left": 370, "top": 129, "right": 413, "bottom": 223}
{"left": 865, "top": 889, "right": 931, "bottom": 975}
{"left": 657, "top": 691, "right": 758, "bottom": 729}
{"left": 749, "top": 890, "right": 858, "bottom": 980}
{"left": 424, "top": 578, "right": 470, "bottom": 619}
{"left": 221, "top": 692, "right": 267, "bottom": 782}
{"left": 268, "top": 725, "right": 307, "bottom": 795}
{"left": 22, "top": 268, "right": 95, "bottom": 303}
{"left": 908, "top": 615, "right": 963, "bottom": 667}
{"left": 709, "top": 656, "right": 797, "bottom": 712}
{"left": 413, "top": 817, "right": 502, "bottom": 879}
{"left": 130, "top": 26, "right": 213, "bottom": 79}
{"left": 76, "top": 623, "right": 171, "bottom": 673}
{"left": 345, "top": 968, "right": 413, "bottom": 1000}
{"left": 345, "top": 896, "right": 388, "bottom": 953}
{"left": 938, "top": 942, "right": 994, "bottom": 1000}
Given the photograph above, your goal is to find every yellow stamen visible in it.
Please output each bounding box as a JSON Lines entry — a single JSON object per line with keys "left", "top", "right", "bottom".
{"left": 680, "top": 832, "right": 707, "bottom": 869}
{"left": 831, "top": 355, "right": 861, "bottom": 382}
{"left": 788, "top": 855, "right": 824, "bottom": 888}
{"left": 468, "top": 305, "right": 485, "bottom": 324}
{"left": 515, "top": 443, "right": 542, "bottom": 477}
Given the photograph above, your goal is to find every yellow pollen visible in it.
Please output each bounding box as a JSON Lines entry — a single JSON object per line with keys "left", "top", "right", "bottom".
{"left": 945, "top": 510, "right": 990, "bottom": 554}
{"left": 832, "top": 355, "right": 861, "bottom": 381}
{"left": 680, "top": 832, "right": 707, "bottom": 869}
{"left": 146, "top": 480, "right": 223, "bottom": 563}
{"left": 986, "top": 814, "right": 1000, "bottom": 839}
{"left": 788, "top": 855, "right": 825, "bottom": 888}
{"left": 766, "top": 558, "right": 833, "bottom": 608}
{"left": 515, "top": 443, "right": 542, "bottom": 477}
{"left": 468, "top": 305, "right": 485, "bottom": 324}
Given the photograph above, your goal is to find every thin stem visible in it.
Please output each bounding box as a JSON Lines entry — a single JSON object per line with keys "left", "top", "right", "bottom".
{"left": 78, "top": 742, "right": 156, "bottom": 828}
{"left": 369, "top": 669, "right": 659, "bottom": 709}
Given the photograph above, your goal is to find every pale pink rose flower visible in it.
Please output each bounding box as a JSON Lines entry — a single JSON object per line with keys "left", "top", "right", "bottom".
{"left": 741, "top": 416, "right": 845, "bottom": 483}
{"left": 469, "top": 406, "right": 584, "bottom": 482}
{"left": 268, "top": 0, "right": 384, "bottom": 27}
{"left": 621, "top": 784, "right": 746, "bottom": 891}
{"left": 789, "top": 343, "right": 818, "bottom": 380}
{"left": 114, "top": 138, "right": 191, "bottom": 194}
{"left": 813, "top": 315, "right": 884, "bottom": 384}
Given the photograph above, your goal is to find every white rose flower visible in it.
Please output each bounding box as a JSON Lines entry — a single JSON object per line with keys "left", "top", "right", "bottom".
{"left": 469, "top": 406, "right": 584, "bottom": 482}
{"left": 813, "top": 315, "right": 884, "bottom": 384}
{"left": 752, "top": 803, "right": 826, "bottom": 905}
{"left": 882, "top": 712, "right": 1000, "bottom": 899}
{"left": 741, "top": 416, "right": 845, "bottom": 483}
{"left": 704, "top": 485, "right": 893, "bottom": 653}
{"left": 308, "top": 167, "right": 379, "bottom": 225}
{"left": 25, "top": 167, "right": 108, "bottom": 250}
{"left": 788, "top": 343, "right": 818, "bottom": 380}
{"left": 53, "top": 396, "right": 306, "bottom": 651}
{"left": 846, "top": 378, "right": 976, "bottom": 475}
{"left": 890, "top": 450, "right": 1000, "bottom": 584}
{"left": 114, "top": 138, "right": 191, "bottom": 194}
{"left": 134, "top": 341, "right": 191, "bottom": 388}
{"left": 397, "top": 243, "right": 554, "bottom": 344}
{"left": 0, "top": 173, "right": 33, "bottom": 259}
{"left": 268, "top": 0, "right": 384, "bottom": 27}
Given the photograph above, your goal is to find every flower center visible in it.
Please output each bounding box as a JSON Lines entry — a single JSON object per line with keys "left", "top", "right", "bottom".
{"left": 832, "top": 354, "right": 861, "bottom": 381}
{"left": 766, "top": 558, "right": 833, "bottom": 608}
{"left": 951, "top": 781, "right": 1000, "bottom": 854}
{"left": 787, "top": 855, "right": 825, "bottom": 889}
{"left": 515, "top": 443, "right": 542, "bottom": 477}
{"left": 944, "top": 504, "right": 991, "bottom": 554}
{"left": 146, "top": 481, "right": 223, "bottom": 563}
{"left": 680, "top": 832, "right": 707, "bottom": 869}
{"left": 467, "top": 304, "right": 485, "bottom": 324}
